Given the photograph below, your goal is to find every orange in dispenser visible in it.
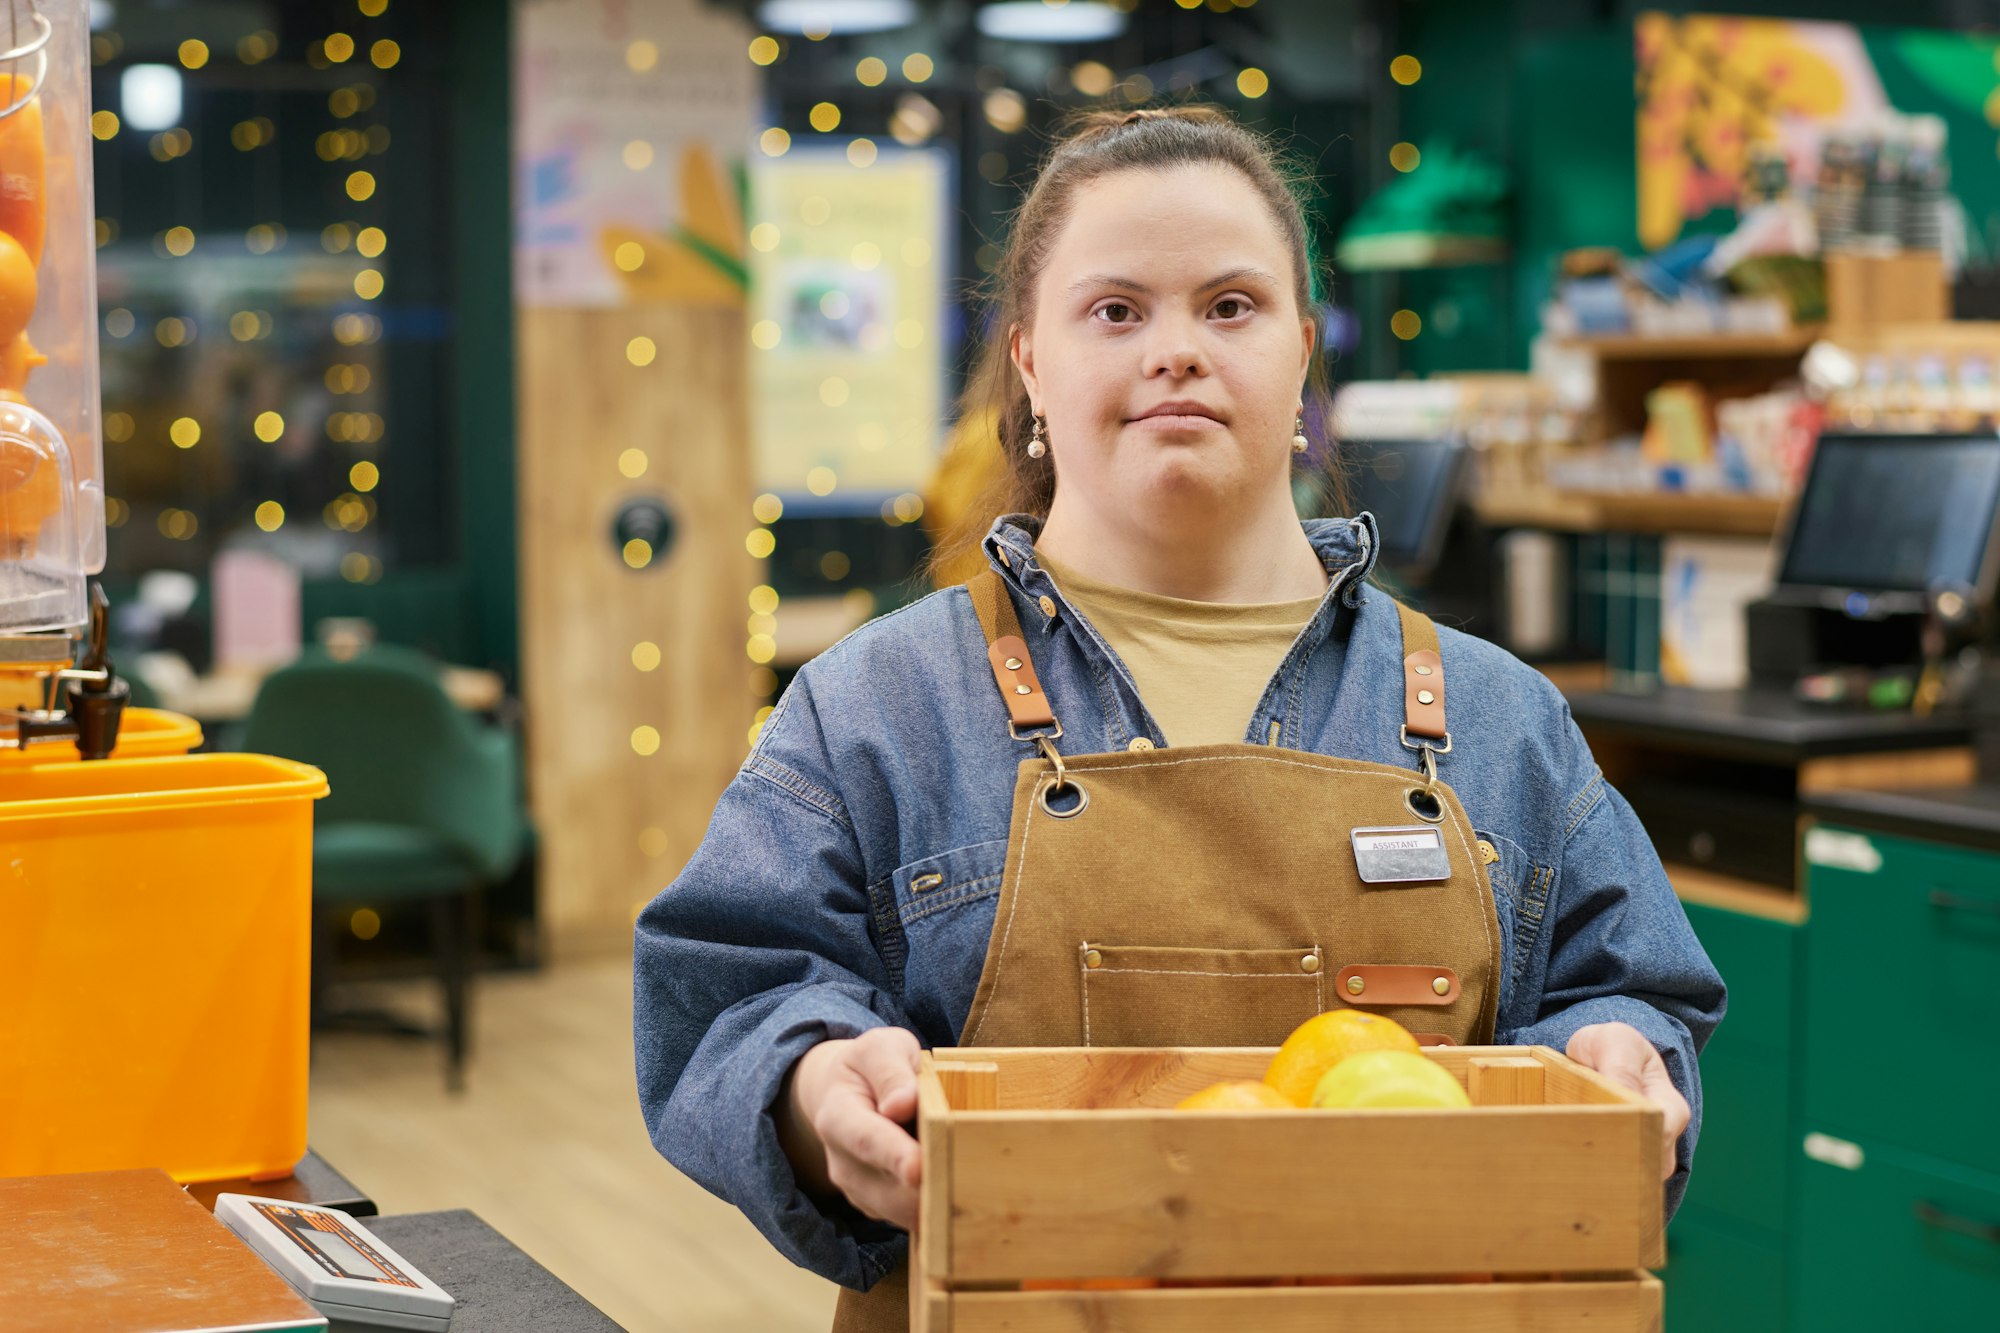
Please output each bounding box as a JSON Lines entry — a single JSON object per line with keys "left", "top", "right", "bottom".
{"left": 0, "top": 428, "right": 59, "bottom": 552}
{"left": 0, "top": 229, "right": 35, "bottom": 345}
{"left": 0, "top": 73, "right": 46, "bottom": 265}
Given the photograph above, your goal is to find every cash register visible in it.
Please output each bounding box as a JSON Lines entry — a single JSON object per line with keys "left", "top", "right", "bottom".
{"left": 1568, "top": 431, "right": 2000, "bottom": 890}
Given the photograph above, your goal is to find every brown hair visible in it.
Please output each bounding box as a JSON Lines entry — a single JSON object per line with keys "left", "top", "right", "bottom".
{"left": 929, "top": 104, "right": 1341, "bottom": 578}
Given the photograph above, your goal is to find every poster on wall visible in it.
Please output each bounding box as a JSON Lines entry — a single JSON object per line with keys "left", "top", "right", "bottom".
{"left": 1637, "top": 13, "right": 2000, "bottom": 253}
{"left": 514, "top": 0, "right": 753, "bottom": 307}
{"left": 747, "top": 146, "right": 951, "bottom": 504}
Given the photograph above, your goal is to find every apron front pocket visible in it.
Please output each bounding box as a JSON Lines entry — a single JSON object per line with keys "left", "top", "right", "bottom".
{"left": 1078, "top": 942, "right": 1325, "bottom": 1047}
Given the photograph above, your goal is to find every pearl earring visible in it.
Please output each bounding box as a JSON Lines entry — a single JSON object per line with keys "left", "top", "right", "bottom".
{"left": 1027, "top": 414, "right": 1048, "bottom": 460}
{"left": 1291, "top": 412, "right": 1309, "bottom": 455}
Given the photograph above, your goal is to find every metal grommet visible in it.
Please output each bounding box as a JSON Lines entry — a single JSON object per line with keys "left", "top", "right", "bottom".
{"left": 1014, "top": 684, "right": 1031, "bottom": 696}
{"left": 1432, "top": 976, "right": 1451, "bottom": 997}
{"left": 1004, "top": 656, "right": 1023, "bottom": 670}
{"left": 1415, "top": 664, "right": 1433, "bottom": 676}
{"left": 1405, "top": 786, "right": 1445, "bottom": 823}
{"left": 1127, "top": 737, "right": 1155, "bottom": 752}
{"left": 1037, "top": 778, "right": 1090, "bottom": 819}
{"left": 1301, "top": 953, "right": 1321, "bottom": 974}
{"left": 1345, "top": 976, "right": 1366, "bottom": 996}
{"left": 1417, "top": 689, "right": 1435, "bottom": 706}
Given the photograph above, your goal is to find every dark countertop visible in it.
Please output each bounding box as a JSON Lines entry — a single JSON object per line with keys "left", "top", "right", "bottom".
{"left": 327, "top": 1210, "right": 622, "bottom": 1332}
{"left": 1802, "top": 784, "right": 2000, "bottom": 856}
{"left": 187, "top": 1148, "right": 376, "bottom": 1217}
{"left": 1566, "top": 686, "right": 1979, "bottom": 765}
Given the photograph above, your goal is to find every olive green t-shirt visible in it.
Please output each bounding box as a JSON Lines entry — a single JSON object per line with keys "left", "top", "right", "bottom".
{"left": 1037, "top": 551, "right": 1327, "bottom": 748}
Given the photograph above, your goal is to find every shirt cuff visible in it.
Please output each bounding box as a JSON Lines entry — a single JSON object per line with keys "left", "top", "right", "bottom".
{"left": 662, "top": 985, "right": 914, "bottom": 1290}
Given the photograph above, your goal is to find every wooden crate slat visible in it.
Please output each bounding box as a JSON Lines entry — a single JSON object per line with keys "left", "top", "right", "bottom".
{"left": 944, "top": 1103, "right": 1655, "bottom": 1280}
{"left": 944, "top": 1273, "right": 1663, "bottom": 1333}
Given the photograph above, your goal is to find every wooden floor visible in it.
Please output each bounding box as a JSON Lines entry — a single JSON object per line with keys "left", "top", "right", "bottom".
{"left": 307, "top": 959, "right": 838, "bottom": 1332}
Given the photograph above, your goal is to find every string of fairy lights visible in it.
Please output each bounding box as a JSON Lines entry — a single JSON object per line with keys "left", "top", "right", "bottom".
{"left": 90, "top": 0, "right": 399, "bottom": 586}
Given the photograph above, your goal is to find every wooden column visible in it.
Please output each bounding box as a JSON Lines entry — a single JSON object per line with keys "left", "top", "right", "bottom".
{"left": 517, "top": 303, "right": 755, "bottom": 953}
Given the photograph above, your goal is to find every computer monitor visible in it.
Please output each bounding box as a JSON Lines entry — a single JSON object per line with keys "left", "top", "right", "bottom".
{"left": 1339, "top": 437, "right": 1469, "bottom": 579}
{"left": 1774, "top": 432, "right": 2000, "bottom": 613}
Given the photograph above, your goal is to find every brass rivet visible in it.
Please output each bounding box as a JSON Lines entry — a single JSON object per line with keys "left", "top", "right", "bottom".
{"left": 1345, "top": 976, "right": 1365, "bottom": 996}
{"left": 1128, "top": 737, "right": 1155, "bottom": 751}
{"left": 1301, "top": 953, "right": 1321, "bottom": 974}
{"left": 1084, "top": 948, "right": 1103, "bottom": 969}
{"left": 1014, "top": 684, "right": 1031, "bottom": 696}
{"left": 1038, "top": 595, "right": 1057, "bottom": 619}
{"left": 1432, "top": 976, "right": 1451, "bottom": 996}
{"left": 1004, "top": 656, "right": 1023, "bottom": 670}
{"left": 1478, "top": 839, "right": 1498, "bottom": 865}
{"left": 1417, "top": 689, "right": 1435, "bottom": 706}
{"left": 1415, "top": 664, "right": 1433, "bottom": 676}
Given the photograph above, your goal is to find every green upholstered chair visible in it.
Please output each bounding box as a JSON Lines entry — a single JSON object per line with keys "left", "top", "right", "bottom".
{"left": 243, "top": 644, "right": 524, "bottom": 1091}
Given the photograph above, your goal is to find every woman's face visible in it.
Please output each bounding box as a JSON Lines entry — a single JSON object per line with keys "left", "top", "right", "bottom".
{"left": 1012, "top": 163, "right": 1314, "bottom": 524}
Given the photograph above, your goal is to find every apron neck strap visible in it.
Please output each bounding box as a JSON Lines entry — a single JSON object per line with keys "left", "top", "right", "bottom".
{"left": 1394, "top": 599, "right": 1450, "bottom": 753}
{"left": 968, "top": 569, "right": 1061, "bottom": 739}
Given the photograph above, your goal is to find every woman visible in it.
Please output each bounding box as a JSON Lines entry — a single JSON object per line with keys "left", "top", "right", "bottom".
{"left": 635, "top": 106, "right": 1725, "bottom": 1331}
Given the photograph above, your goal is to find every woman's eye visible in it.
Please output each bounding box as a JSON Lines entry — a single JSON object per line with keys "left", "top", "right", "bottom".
{"left": 1096, "top": 302, "right": 1136, "bottom": 324}
{"left": 1213, "top": 297, "right": 1251, "bottom": 319}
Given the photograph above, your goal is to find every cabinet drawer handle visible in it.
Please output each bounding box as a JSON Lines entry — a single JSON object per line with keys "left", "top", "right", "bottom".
{"left": 1927, "top": 889, "right": 2000, "bottom": 919}
{"left": 1914, "top": 1199, "right": 2000, "bottom": 1246}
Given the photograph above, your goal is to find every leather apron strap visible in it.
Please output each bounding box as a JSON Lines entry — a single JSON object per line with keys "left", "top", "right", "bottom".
{"left": 969, "top": 569, "right": 1059, "bottom": 737}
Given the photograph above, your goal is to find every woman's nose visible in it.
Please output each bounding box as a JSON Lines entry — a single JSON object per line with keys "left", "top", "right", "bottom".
{"left": 1140, "top": 314, "right": 1210, "bottom": 380}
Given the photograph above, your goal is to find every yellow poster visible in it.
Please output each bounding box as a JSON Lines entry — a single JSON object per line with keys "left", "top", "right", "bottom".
{"left": 1636, "top": 13, "right": 1885, "bottom": 250}
{"left": 747, "top": 147, "right": 949, "bottom": 502}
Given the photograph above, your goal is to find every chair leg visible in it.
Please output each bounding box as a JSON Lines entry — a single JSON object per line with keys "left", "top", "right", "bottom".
{"left": 433, "top": 890, "right": 472, "bottom": 1094}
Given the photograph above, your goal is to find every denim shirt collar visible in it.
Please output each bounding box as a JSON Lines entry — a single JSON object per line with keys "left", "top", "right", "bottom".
{"left": 980, "top": 510, "right": 1380, "bottom": 627}
{"left": 975, "top": 510, "right": 1384, "bottom": 747}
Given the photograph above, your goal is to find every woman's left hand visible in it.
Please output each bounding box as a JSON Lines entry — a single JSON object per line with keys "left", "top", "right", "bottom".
{"left": 1565, "top": 1022, "right": 1690, "bottom": 1181}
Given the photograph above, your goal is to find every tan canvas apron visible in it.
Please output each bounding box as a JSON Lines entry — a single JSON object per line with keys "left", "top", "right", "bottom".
{"left": 830, "top": 569, "right": 1501, "bottom": 1332}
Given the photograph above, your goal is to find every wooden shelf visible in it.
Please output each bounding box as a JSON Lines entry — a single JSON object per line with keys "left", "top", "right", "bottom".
{"left": 1556, "top": 329, "right": 1823, "bottom": 360}
{"left": 1664, "top": 862, "right": 1808, "bottom": 924}
{"left": 1472, "top": 490, "right": 1787, "bottom": 538}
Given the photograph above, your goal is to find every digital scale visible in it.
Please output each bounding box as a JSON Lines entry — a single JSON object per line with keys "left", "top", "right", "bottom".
{"left": 215, "top": 1195, "right": 456, "bottom": 1332}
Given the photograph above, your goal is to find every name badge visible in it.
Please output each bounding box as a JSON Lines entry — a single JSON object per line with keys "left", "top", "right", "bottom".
{"left": 1350, "top": 825, "right": 1451, "bottom": 884}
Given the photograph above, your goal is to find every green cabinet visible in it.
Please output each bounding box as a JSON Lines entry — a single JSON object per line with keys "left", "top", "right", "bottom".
{"left": 1666, "top": 901, "right": 1800, "bottom": 1330}
{"left": 1792, "top": 1132, "right": 2000, "bottom": 1329}
{"left": 1663, "top": 1211, "right": 1787, "bottom": 1333}
{"left": 1677, "top": 901, "right": 1799, "bottom": 1234}
{"left": 1802, "top": 829, "right": 2000, "bottom": 1178}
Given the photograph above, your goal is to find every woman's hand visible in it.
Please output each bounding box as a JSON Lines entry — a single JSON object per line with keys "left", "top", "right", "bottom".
{"left": 777, "top": 1027, "right": 923, "bottom": 1231}
{"left": 1565, "top": 1022, "right": 1690, "bottom": 1181}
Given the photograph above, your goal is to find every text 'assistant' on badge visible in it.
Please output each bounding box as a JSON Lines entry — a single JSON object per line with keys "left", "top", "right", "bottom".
{"left": 1350, "top": 825, "right": 1451, "bottom": 884}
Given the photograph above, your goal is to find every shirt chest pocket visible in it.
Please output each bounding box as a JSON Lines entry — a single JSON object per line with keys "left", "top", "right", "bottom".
{"left": 873, "top": 840, "right": 1009, "bottom": 1040}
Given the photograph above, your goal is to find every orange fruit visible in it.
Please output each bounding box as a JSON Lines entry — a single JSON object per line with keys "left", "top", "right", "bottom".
{"left": 1309, "top": 1050, "right": 1471, "bottom": 1109}
{"left": 1263, "top": 1010, "right": 1420, "bottom": 1107}
{"left": 0, "top": 231, "right": 35, "bottom": 346}
{"left": 1174, "top": 1079, "right": 1294, "bottom": 1112}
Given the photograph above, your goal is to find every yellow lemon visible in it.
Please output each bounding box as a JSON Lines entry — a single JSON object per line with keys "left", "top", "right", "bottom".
{"left": 1175, "top": 1080, "right": 1296, "bottom": 1112}
{"left": 1309, "top": 1050, "right": 1471, "bottom": 1109}
{"left": 1263, "top": 1009, "right": 1421, "bottom": 1107}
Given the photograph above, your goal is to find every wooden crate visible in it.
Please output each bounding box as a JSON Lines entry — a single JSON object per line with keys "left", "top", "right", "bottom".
{"left": 911, "top": 1046, "right": 1665, "bottom": 1333}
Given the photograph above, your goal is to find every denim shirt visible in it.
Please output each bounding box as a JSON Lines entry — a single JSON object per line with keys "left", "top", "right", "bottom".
{"left": 634, "top": 513, "right": 1727, "bottom": 1292}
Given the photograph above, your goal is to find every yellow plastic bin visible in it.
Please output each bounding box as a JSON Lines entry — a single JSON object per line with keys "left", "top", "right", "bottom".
{"left": 0, "top": 706, "right": 204, "bottom": 766}
{"left": 0, "top": 753, "right": 327, "bottom": 1183}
